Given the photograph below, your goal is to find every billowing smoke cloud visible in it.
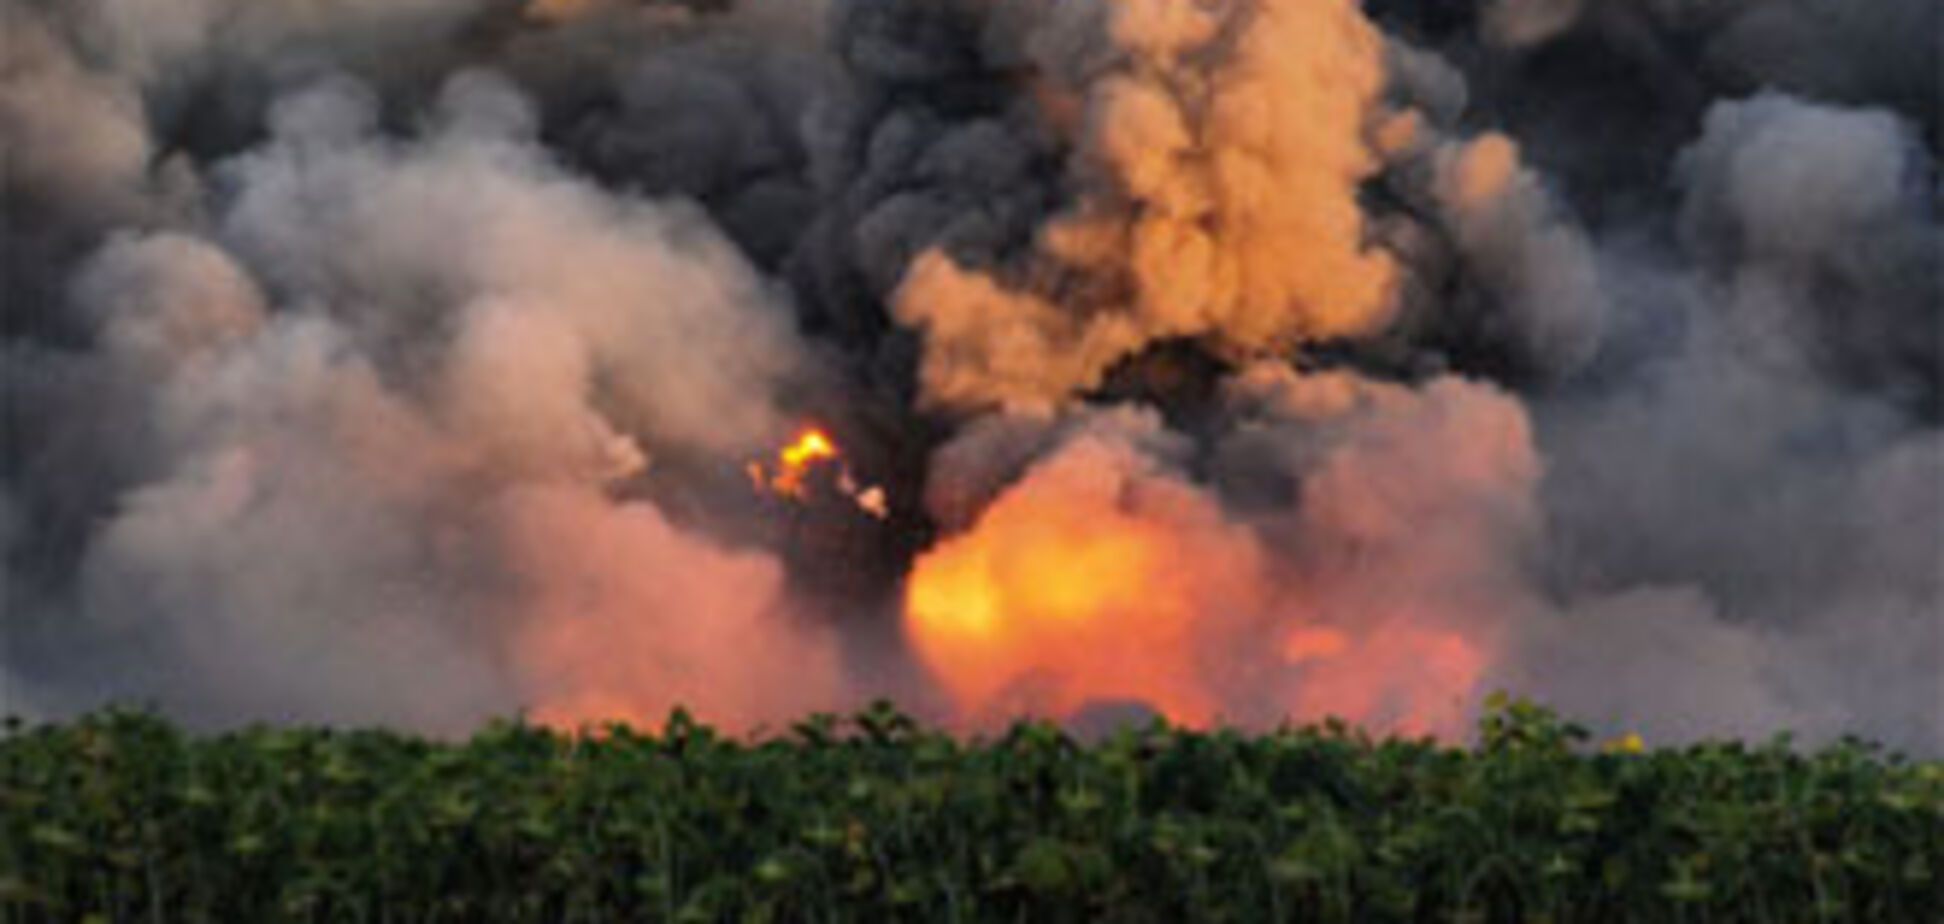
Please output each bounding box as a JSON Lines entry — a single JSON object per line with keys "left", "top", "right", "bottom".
{"left": 2, "top": 0, "right": 1937, "bottom": 751}
{"left": 865, "top": 0, "right": 1399, "bottom": 410}
{"left": 4, "top": 38, "right": 841, "bottom": 730}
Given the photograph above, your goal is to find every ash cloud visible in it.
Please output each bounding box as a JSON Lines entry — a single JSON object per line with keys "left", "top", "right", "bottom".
{"left": 2, "top": 0, "right": 1938, "bottom": 751}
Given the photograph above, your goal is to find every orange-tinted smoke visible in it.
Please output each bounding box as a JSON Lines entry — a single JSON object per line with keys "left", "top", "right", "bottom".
{"left": 501, "top": 484, "right": 847, "bottom": 732}
{"left": 893, "top": 0, "right": 1398, "bottom": 410}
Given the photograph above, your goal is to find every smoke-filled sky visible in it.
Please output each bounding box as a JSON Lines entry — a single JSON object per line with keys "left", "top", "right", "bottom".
{"left": 2, "top": 0, "right": 1938, "bottom": 751}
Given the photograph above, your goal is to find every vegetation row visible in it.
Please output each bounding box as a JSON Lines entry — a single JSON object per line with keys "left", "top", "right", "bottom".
{"left": 4, "top": 699, "right": 1939, "bottom": 922}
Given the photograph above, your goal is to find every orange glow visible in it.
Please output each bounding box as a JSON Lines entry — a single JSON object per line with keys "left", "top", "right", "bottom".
{"left": 1283, "top": 621, "right": 1486, "bottom": 738}
{"left": 773, "top": 428, "right": 837, "bottom": 497}
{"left": 500, "top": 485, "right": 846, "bottom": 735}
{"left": 905, "top": 503, "right": 1216, "bottom": 725}
{"left": 749, "top": 427, "right": 841, "bottom": 499}
{"left": 902, "top": 441, "right": 1260, "bottom": 726}
{"left": 1281, "top": 626, "right": 1349, "bottom": 664}
{"left": 902, "top": 435, "right": 1493, "bottom": 737}
{"left": 782, "top": 430, "right": 838, "bottom": 469}
{"left": 749, "top": 426, "right": 890, "bottom": 519}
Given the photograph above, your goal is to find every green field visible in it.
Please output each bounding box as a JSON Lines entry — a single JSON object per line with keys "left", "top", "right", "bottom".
{"left": 4, "top": 699, "right": 1939, "bottom": 922}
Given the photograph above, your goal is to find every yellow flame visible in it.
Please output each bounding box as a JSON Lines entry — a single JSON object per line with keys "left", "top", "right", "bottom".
{"left": 769, "top": 428, "right": 837, "bottom": 497}
{"left": 749, "top": 426, "right": 889, "bottom": 518}
{"left": 902, "top": 460, "right": 1230, "bottom": 726}
{"left": 781, "top": 430, "right": 837, "bottom": 469}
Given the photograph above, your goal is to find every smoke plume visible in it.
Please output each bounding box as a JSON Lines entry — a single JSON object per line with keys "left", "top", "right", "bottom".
{"left": 3, "top": 0, "right": 1937, "bottom": 751}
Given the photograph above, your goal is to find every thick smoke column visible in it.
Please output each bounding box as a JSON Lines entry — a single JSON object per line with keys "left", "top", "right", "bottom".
{"left": 2, "top": 0, "right": 1938, "bottom": 750}
{"left": 886, "top": 0, "right": 1398, "bottom": 409}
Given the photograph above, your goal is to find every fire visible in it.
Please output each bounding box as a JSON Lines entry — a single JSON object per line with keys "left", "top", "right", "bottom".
{"left": 781, "top": 430, "right": 837, "bottom": 467}
{"left": 749, "top": 426, "right": 889, "bottom": 518}
{"left": 904, "top": 511, "right": 1219, "bottom": 726}
{"left": 762, "top": 428, "right": 839, "bottom": 498}
{"left": 902, "top": 438, "right": 1261, "bottom": 726}
{"left": 902, "top": 433, "right": 1492, "bottom": 736}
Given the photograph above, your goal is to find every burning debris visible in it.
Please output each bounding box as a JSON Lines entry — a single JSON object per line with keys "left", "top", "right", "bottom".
{"left": 749, "top": 427, "right": 888, "bottom": 519}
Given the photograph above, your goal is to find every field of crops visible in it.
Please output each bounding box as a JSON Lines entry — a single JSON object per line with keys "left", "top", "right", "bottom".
{"left": 4, "top": 699, "right": 1939, "bottom": 922}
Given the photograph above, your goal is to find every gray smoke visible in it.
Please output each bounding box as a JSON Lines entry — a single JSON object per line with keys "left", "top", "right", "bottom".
{"left": 2, "top": 0, "right": 1937, "bottom": 750}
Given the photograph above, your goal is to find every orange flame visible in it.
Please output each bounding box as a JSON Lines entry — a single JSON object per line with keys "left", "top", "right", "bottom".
{"left": 902, "top": 442, "right": 1259, "bottom": 726}
{"left": 770, "top": 428, "right": 838, "bottom": 497}
{"left": 749, "top": 426, "right": 889, "bottom": 518}
{"left": 901, "top": 438, "right": 1489, "bottom": 736}
{"left": 904, "top": 509, "right": 1221, "bottom": 726}
{"left": 907, "top": 520, "right": 1486, "bottom": 733}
